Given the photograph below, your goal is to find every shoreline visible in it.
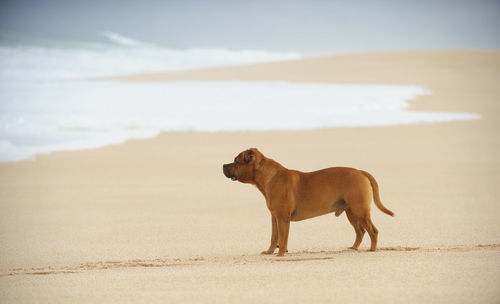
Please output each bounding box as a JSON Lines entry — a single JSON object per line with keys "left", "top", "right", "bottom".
{"left": 5, "top": 49, "right": 495, "bottom": 163}
{"left": 109, "top": 49, "right": 500, "bottom": 113}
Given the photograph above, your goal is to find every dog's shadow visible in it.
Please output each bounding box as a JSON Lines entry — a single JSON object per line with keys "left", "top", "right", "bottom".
{"left": 260, "top": 246, "right": 420, "bottom": 263}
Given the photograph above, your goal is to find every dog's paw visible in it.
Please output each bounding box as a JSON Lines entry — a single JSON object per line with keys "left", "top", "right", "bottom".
{"left": 261, "top": 250, "right": 274, "bottom": 255}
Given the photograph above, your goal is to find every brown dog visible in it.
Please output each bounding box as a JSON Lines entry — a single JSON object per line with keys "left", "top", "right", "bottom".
{"left": 223, "top": 148, "right": 394, "bottom": 256}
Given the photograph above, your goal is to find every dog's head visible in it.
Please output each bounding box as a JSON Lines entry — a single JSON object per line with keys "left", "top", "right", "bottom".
{"left": 223, "top": 148, "right": 263, "bottom": 184}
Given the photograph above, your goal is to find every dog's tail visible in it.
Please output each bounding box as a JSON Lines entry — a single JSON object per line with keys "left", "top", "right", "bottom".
{"left": 360, "top": 170, "right": 394, "bottom": 217}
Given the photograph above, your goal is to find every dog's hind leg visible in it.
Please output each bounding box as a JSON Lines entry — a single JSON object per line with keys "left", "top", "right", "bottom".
{"left": 359, "top": 216, "right": 378, "bottom": 251}
{"left": 345, "top": 208, "right": 365, "bottom": 250}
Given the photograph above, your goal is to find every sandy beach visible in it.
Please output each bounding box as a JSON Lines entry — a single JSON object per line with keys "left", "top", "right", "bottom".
{"left": 1, "top": 49, "right": 499, "bottom": 303}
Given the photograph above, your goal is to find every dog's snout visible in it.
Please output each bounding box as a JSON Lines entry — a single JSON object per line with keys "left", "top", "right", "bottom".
{"left": 223, "top": 163, "right": 237, "bottom": 181}
{"left": 223, "top": 163, "right": 231, "bottom": 177}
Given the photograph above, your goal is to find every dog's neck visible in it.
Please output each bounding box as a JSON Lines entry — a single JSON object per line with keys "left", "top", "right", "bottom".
{"left": 253, "top": 157, "right": 286, "bottom": 199}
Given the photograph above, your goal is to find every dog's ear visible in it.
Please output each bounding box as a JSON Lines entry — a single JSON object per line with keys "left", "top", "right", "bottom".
{"left": 244, "top": 149, "right": 255, "bottom": 163}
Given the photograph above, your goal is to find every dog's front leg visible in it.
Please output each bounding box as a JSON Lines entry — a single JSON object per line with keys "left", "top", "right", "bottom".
{"left": 261, "top": 215, "right": 278, "bottom": 254}
{"left": 276, "top": 215, "right": 290, "bottom": 256}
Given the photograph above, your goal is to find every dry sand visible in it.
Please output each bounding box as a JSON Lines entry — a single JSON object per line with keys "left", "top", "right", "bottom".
{"left": 1, "top": 50, "right": 499, "bottom": 303}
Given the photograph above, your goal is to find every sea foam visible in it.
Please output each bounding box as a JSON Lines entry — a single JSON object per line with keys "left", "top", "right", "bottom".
{"left": 0, "top": 80, "right": 479, "bottom": 162}
{"left": 0, "top": 34, "right": 480, "bottom": 161}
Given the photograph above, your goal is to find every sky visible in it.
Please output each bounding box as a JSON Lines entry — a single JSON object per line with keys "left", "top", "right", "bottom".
{"left": 1, "top": 0, "right": 500, "bottom": 54}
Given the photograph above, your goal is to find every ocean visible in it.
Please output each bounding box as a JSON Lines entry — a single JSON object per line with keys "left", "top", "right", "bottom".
{"left": 0, "top": 32, "right": 480, "bottom": 162}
